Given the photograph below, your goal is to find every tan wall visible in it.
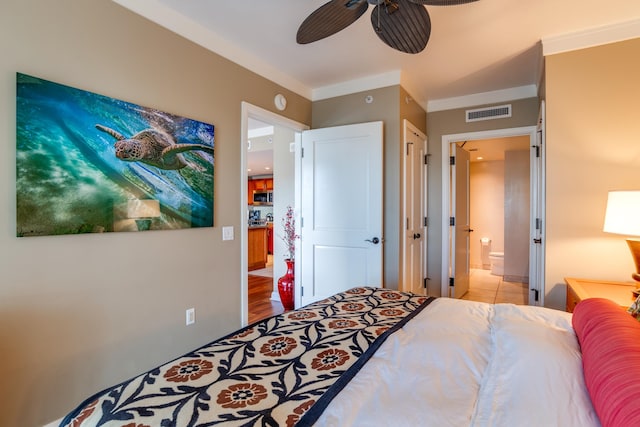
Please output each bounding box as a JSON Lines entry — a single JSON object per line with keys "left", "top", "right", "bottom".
{"left": 545, "top": 37, "right": 640, "bottom": 309}
{"left": 0, "top": 0, "right": 311, "bottom": 425}
{"left": 312, "top": 86, "right": 426, "bottom": 290}
{"left": 426, "top": 98, "right": 539, "bottom": 295}
{"left": 469, "top": 160, "right": 505, "bottom": 268}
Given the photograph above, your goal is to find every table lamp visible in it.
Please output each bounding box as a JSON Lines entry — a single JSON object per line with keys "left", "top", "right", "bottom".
{"left": 603, "top": 190, "right": 640, "bottom": 283}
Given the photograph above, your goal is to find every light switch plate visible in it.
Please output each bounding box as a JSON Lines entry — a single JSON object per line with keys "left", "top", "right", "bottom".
{"left": 222, "top": 226, "right": 234, "bottom": 241}
{"left": 186, "top": 308, "right": 195, "bottom": 325}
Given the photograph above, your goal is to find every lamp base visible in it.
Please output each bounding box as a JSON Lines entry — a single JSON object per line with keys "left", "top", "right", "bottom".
{"left": 626, "top": 239, "right": 640, "bottom": 284}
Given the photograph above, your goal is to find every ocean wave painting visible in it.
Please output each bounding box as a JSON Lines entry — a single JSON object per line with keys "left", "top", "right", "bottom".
{"left": 16, "top": 72, "right": 214, "bottom": 237}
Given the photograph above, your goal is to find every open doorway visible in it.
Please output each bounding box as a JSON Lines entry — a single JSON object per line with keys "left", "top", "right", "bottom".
{"left": 240, "top": 102, "right": 308, "bottom": 326}
{"left": 457, "top": 136, "right": 530, "bottom": 304}
{"left": 440, "top": 125, "right": 543, "bottom": 306}
{"left": 246, "top": 117, "right": 278, "bottom": 323}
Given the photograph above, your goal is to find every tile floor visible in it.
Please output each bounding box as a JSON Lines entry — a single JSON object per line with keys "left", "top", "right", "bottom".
{"left": 461, "top": 268, "right": 529, "bottom": 305}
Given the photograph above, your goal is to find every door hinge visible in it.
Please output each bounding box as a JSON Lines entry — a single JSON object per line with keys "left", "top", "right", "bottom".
{"left": 532, "top": 145, "right": 540, "bottom": 158}
{"left": 424, "top": 154, "right": 431, "bottom": 165}
{"left": 530, "top": 288, "right": 539, "bottom": 302}
{"left": 301, "top": 286, "right": 304, "bottom": 297}
{"left": 301, "top": 147, "right": 304, "bottom": 158}
{"left": 423, "top": 278, "right": 427, "bottom": 289}
{"left": 406, "top": 217, "right": 409, "bottom": 230}
{"left": 450, "top": 156, "right": 455, "bottom": 166}
{"left": 535, "top": 218, "right": 542, "bottom": 230}
{"left": 424, "top": 217, "right": 428, "bottom": 227}
{"left": 406, "top": 142, "right": 413, "bottom": 156}
{"left": 533, "top": 238, "right": 542, "bottom": 244}
{"left": 300, "top": 217, "right": 304, "bottom": 228}
{"left": 449, "top": 277, "right": 454, "bottom": 287}
{"left": 450, "top": 217, "right": 455, "bottom": 226}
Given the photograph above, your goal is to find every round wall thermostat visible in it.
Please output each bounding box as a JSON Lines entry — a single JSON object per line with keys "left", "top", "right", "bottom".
{"left": 274, "top": 94, "right": 287, "bottom": 111}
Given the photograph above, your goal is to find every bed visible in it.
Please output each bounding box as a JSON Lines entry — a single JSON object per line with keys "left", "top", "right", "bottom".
{"left": 59, "top": 286, "right": 640, "bottom": 427}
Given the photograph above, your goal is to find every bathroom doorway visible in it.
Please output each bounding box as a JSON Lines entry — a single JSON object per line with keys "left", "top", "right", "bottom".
{"left": 441, "top": 126, "right": 542, "bottom": 306}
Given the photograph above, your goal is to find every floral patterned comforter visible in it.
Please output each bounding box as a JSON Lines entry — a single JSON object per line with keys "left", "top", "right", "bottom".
{"left": 60, "top": 287, "right": 433, "bottom": 427}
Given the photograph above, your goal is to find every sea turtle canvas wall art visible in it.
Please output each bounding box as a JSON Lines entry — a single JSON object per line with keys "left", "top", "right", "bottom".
{"left": 16, "top": 72, "right": 214, "bottom": 237}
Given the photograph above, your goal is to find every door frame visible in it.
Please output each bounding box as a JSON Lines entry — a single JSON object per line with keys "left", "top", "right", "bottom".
{"left": 402, "top": 119, "right": 427, "bottom": 294}
{"left": 440, "top": 126, "right": 539, "bottom": 300}
{"left": 240, "top": 102, "right": 308, "bottom": 326}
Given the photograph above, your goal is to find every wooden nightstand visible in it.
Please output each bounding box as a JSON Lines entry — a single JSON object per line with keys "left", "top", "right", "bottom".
{"left": 564, "top": 277, "right": 637, "bottom": 313}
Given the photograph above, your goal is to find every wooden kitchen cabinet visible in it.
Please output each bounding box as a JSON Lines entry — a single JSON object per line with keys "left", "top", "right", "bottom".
{"left": 247, "top": 178, "right": 274, "bottom": 205}
{"left": 247, "top": 180, "right": 255, "bottom": 205}
{"left": 248, "top": 227, "right": 268, "bottom": 270}
{"left": 254, "top": 178, "right": 273, "bottom": 190}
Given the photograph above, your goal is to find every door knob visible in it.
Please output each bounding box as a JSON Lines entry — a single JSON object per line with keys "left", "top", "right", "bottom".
{"left": 365, "top": 237, "right": 380, "bottom": 244}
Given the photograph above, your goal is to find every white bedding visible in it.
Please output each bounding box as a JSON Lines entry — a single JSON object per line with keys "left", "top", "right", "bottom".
{"left": 315, "top": 298, "right": 600, "bottom": 426}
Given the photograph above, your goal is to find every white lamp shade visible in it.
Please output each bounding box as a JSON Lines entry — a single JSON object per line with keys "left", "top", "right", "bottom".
{"left": 127, "top": 199, "right": 161, "bottom": 219}
{"left": 603, "top": 191, "right": 640, "bottom": 236}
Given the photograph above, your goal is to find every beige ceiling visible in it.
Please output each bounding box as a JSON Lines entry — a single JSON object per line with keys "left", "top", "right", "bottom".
{"left": 114, "top": 0, "right": 640, "bottom": 110}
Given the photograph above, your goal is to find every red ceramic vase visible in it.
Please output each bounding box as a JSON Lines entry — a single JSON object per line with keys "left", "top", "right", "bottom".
{"left": 277, "top": 259, "right": 295, "bottom": 311}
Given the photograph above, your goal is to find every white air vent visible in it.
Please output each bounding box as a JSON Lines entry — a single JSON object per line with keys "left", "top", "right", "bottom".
{"left": 465, "top": 104, "right": 512, "bottom": 122}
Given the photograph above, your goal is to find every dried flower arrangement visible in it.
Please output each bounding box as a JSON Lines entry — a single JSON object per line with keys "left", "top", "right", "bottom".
{"left": 280, "top": 205, "right": 299, "bottom": 260}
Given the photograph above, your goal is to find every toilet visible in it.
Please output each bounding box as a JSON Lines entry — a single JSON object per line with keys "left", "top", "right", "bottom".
{"left": 489, "top": 252, "right": 504, "bottom": 276}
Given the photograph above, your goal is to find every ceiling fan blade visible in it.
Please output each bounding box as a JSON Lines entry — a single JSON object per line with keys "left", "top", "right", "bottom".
{"left": 371, "top": 0, "right": 431, "bottom": 54}
{"left": 297, "top": 0, "right": 369, "bottom": 44}
{"left": 407, "top": 0, "right": 479, "bottom": 5}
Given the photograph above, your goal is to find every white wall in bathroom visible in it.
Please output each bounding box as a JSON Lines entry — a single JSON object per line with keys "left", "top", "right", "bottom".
{"left": 469, "top": 160, "right": 505, "bottom": 269}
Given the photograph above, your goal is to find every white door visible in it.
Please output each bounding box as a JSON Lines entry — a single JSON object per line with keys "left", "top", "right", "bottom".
{"left": 452, "top": 144, "right": 470, "bottom": 298}
{"left": 402, "top": 120, "right": 427, "bottom": 295}
{"left": 529, "top": 101, "right": 546, "bottom": 306}
{"left": 299, "top": 121, "right": 383, "bottom": 306}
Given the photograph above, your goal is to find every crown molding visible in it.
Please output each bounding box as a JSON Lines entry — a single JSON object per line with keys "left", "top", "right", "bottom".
{"left": 427, "top": 85, "right": 538, "bottom": 113}
{"left": 542, "top": 18, "right": 640, "bottom": 56}
{"left": 311, "top": 71, "right": 402, "bottom": 101}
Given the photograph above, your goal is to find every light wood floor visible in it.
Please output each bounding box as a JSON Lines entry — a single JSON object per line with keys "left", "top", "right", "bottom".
{"left": 248, "top": 274, "right": 284, "bottom": 324}
{"left": 461, "top": 268, "right": 529, "bottom": 305}
{"left": 248, "top": 268, "right": 528, "bottom": 324}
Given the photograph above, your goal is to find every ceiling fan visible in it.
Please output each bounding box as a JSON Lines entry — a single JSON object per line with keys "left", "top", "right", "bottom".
{"left": 297, "top": 0, "right": 478, "bottom": 54}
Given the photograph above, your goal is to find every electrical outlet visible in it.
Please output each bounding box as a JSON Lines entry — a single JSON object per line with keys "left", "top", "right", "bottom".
{"left": 222, "top": 226, "right": 234, "bottom": 241}
{"left": 186, "top": 308, "right": 195, "bottom": 325}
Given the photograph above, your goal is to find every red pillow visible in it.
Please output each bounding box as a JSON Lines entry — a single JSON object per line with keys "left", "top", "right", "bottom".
{"left": 572, "top": 298, "right": 640, "bottom": 427}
